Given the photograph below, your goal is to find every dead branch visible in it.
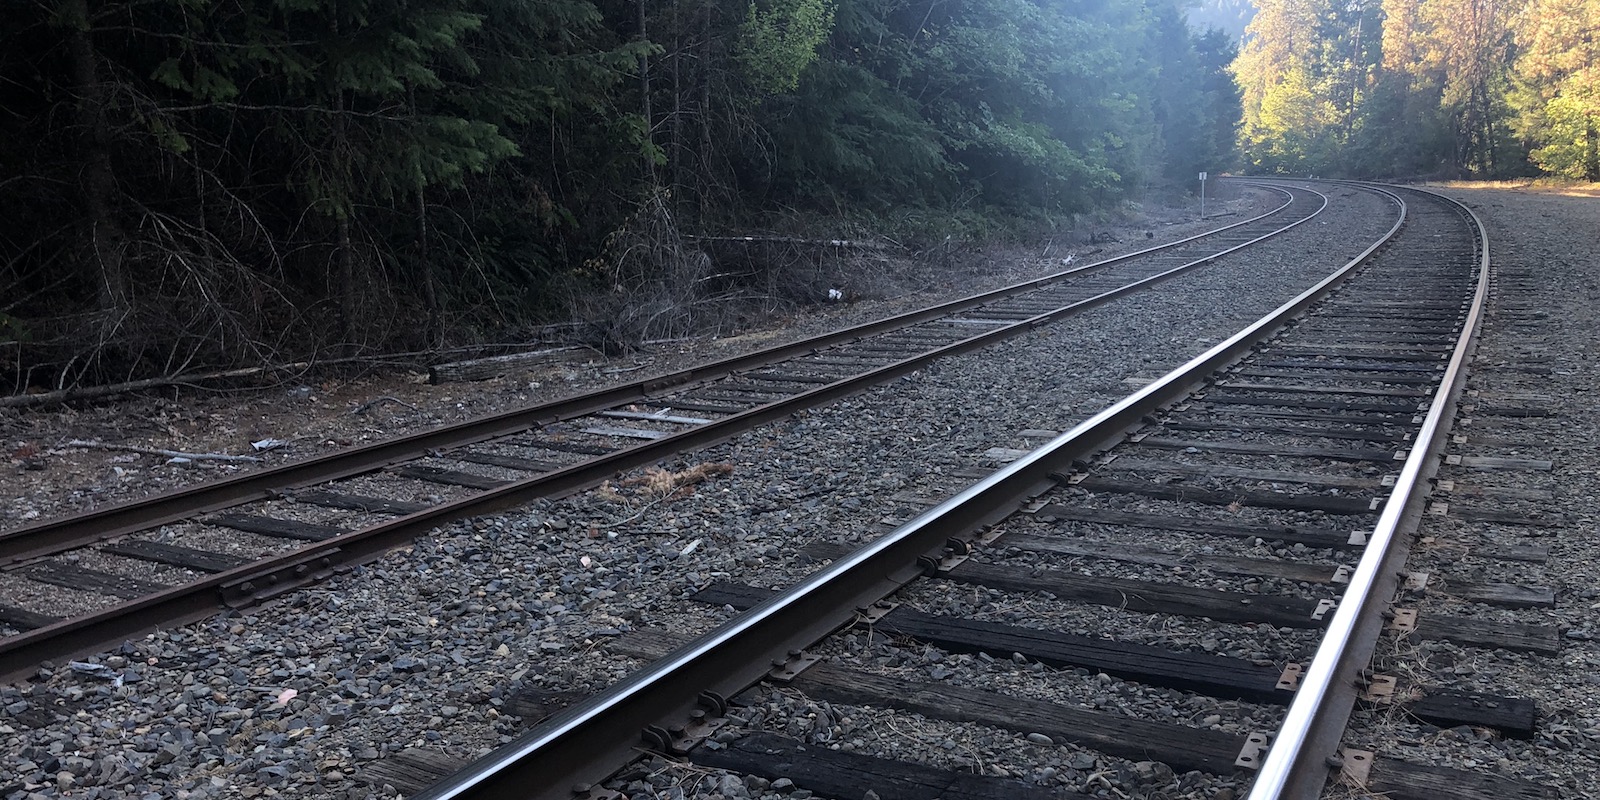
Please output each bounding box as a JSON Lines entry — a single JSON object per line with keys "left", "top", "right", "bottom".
{"left": 3, "top": 347, "right": 468, "bottom": 409}
{"left": 350, "top": 395, "right": 420, "bottom": 415}
{"left": 2, "top": 364, "right": 300, "bottom": 409}
{"left": 63, "top": 438, "right": 263, "bottom": 463}
{"left": 427, "top": 346, "right": 585, "bottom": 384}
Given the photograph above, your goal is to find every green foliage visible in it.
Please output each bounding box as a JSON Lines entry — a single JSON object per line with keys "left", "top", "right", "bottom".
{"left": 0, "top": 0, "right": 1249, "bottom": 386}
{"left": 1233, "top": 0, "right": 1599, "bottom": 179}
{"left": 737, "top": 0, "right": 836, "bottom": 93}
{"left": 1524, "top": 94, "right": 1600, "bottom": 177}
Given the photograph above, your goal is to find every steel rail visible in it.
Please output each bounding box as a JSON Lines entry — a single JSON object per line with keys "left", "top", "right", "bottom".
{"left": 412, "top": 184, "right": 1407, "bottom": 800}
{"left": 1245, "top": 184, "right": 1489, "bottom": 800}
{"left": 0, "top": 185, "right": 1304, "bottom": 567}
{"left": 0, "top": 184, "right": 1335, "bottom": 681}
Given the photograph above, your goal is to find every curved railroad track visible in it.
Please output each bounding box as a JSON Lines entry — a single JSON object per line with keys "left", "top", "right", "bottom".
{"left": 380, "top": 184, "right": 1556, "bottom": 800}
{"left": 0, "top": 184, "right": 1334, "bottom": 680}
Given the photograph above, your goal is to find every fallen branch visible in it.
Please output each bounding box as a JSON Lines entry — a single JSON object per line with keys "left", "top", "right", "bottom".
{"left": 687, "top": 234, "right": 899, "bottom": 251}
{"left": 350, "top": 395, "right": 420, "bottom": 415}
{"left": 2, "top": 343, "right": 560, "bottom": 410}
{"left": 2, "top": 365, "right": 298, "bottom": 409}
{"left": 428, "top": 346, "right": 585, "bottom": 384}
{"left": 63, "top": 439, "right": 263, "bottom": 463}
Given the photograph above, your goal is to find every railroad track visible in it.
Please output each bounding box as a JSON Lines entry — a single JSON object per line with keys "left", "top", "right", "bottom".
{"left": 0, "top": 184, "right": 1331, "bottom": 679}
{"left": 376, "top": 185, "right": 1557, "bottom": 800}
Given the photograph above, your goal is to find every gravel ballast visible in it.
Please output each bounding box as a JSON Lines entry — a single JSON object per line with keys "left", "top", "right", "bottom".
{"left": 0, "top": 181, "right": 1499, "bottom": 800}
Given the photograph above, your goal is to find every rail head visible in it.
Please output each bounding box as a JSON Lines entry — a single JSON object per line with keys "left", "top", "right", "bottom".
{"left": 413, "top": 181, "right": 1407, "bottom": 800}
{"left": 1243, "top": 183, "right": 1492, "bottom": 800}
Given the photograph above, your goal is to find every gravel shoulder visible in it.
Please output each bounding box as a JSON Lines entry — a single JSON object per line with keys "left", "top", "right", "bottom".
{"left": 1, "top": 187, "right": 1265, "bottom": 530}
{"left": 0, "top": 182, "right": 1411, "bottom": 800}
{"left": 1335, "top": 184, "right": 1600, "bottom": 799}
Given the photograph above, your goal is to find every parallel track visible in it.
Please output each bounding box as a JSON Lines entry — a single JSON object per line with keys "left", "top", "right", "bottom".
{"left": 405, "top": 185, "right": 1548, "bottom": 800}
{"left": 0, "top": 185, "right": 1333, "bottom": 680}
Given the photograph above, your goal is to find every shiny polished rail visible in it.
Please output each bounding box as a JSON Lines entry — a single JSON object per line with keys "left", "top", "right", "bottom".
{"left": 1245, "top": 183, "right": 1489, "bottom": 800}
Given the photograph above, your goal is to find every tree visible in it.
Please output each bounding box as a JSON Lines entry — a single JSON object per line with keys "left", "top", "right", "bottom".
{"left": 1512, "top": 0, "right": 1600, "bottom": 178}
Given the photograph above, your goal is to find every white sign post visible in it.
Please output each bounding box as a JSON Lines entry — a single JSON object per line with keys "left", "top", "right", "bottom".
{"left": 1198, "top": 171, "right": 1208, "bottom": 220}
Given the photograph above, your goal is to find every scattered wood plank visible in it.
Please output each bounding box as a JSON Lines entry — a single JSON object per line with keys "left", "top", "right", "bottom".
{"left": 0, "top": 604, "right": 60, "bottom": 631}
{"left": 1448, "top": 455, "right": 1553, "bottom": 472}
{"left": 609, "top": 628, "right": 1248, "bottom": 774}
{"left": 1474, "top": 543, "right": 1550, "bottom": 563}
{"left": 1094, "top": 457, "right": 1382, "bottom": 490}
{"left": 390, "top": 465, "right": 511, "bottom": 490}
{"left": 1417, "top": 615, "right": 1560, "bottom": 655}
{"left": 597, "top": 409, "right": 713, "bottom": 425}
{"left": 1213, "top": 382, "right": 1430, "bottom": 397}
{"left": 794, "top": 663, "right": 1248, "bottom": 774}
{"left": 741, "top": 371, "right": 839, "bottom": 385}
{"left": 1369, "top": 754, "right": 1557, "bottom": 799}
{"left": 101, "top": 540, "right": 251, "bottom": 573}
{"left": 356, "top": 748, "right": 465, "bottom": 794}
{"left": 0, "top": 362, "right": 318, "bottom": 409}
{"left": 1031, "top": 506, "right": 1355, "bottom": 550}
{"left": 690, "top": 732, "right": 1068, "bottom": 800}
{"left": 691, "top": 583, "right": 1287, "bottom": 703}
{"left": 650, "top": 399, "right": 748, "bottom": 414}
{"left": 1134, "top": 437, "right": 1399, "bottom": 463}
{"left": 1073, "top": 476, "right": 1377, "bottom": 515}
{"left": 1202, "top": 394, "right": 1420, "bottom": 414}
{"left": 1159, "top": 420, "right": 1409, "bottom": 443}
{"left": 887, "top": 491, "right": 945, "bottom": 507}
{"left": 24, "top": 561, "right": 169, "bottom": 599}
{"left": 204, "top": 512, "right": 347, "bottom": 542}
{"left": 1233, "top": 368, "right": 1437, "bottom": 385}
{"left": 983, "top": 447, "right": 1033, "bottom": 462}
{"left": 450, "top": 451, "right": 560, "bottom": 473}
{"left": 524, "top": 439, "right": 615, "bottom": 456}
{"left": 505, "top": 687, "right": 592, "bottom": 724}
{"left": 996, "top": 532, "right": 1340, "bottom": 584}
{"left": 292, "top": 490, "right": 432, "bottom": 515}
{"left": 579, "top": 424, "right": 670, "bottom": 441}
{"left": 1449, "top": 582, "right": 1555, "bottom": 609}
{"left": 1408, "top": 691, "right": 1537, "bottom": 739}
{"left": 1436, "top": 483, "right": 1555, "bottom": 502}
{"left": 1250, "top": 360, "right": 1443, "bottom": 373}
{"left": 1472, "top": 406, "right": 1555, "bottom": 418}
{"left": 939, "top": 560, "right": 1326, "bottom": 629}
{"left": 1439, "top": 504, "right": 1563, "bottom": 526}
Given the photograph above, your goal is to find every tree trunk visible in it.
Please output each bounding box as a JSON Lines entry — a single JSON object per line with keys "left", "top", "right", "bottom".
{"left": 333, "top": 89, "right": 357, "bottom": 351}
{"left": 416, "top": 184, "right": 439, "bottom": 346}
{"left": 698, "top": 0, "right": 712, "bottom": 217}
{"left": 671, "top": 0, "right": 683, "bottom": 205}
{"left": 410, "top": 87, "right": 440, "bottom": 347}
{"left": 65, "top": 0, "right": 128, "bottom": 323}
{"left": 639, "top": 0, "right": 654, "bottom": 182}
{"left": 1585, "top": 117, "right": 1599, "bottom": 182}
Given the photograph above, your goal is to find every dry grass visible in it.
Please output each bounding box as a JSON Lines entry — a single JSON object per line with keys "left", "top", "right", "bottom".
{"left": 1423, "top": 178, "right": 1600, "bottom": 197}
{"left": 622, "top": 462, "right": 735, "bottom": 497}
{"left": 592, "top": 461, "right": 737, "bottom": 531}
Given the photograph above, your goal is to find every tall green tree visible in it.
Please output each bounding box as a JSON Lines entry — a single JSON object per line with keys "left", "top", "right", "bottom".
{"left": 1, "top": 0, "right": 1252, "bottom": 389}
{"left": 1512, "top": 0, "right": 1600, "bottom": 178}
